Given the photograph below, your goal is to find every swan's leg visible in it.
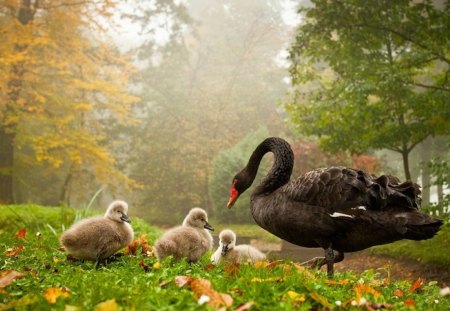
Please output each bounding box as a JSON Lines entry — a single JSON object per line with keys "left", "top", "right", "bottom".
{"left": 324, "top": 246, "right": 335, "bottom": 278}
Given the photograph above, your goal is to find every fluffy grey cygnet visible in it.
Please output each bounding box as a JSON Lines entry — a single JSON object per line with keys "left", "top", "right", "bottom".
{"left": 60, "top": 200, "right": 134, "bottom": 265}
{"left": 211, "top": 229, "right": 266, "bottom": 264}
{"left": 153, "top": 207, "right": 214, "bottom": 262}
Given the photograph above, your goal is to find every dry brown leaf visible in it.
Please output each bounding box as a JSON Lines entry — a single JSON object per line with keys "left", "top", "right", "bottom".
{"left": 43, "top": 287, "right": 70, "bottom": 304}
{"left": 125, "top": 234, "right": 152, "bottom": 256}
{"left": 224, "top": 262, "right": 241, "bottom": 277}
{"left": 16, "top": 228, "right": 27, "bottom": 239}
{"left": 203, "top": 263, "right": 216, "bottom": 272}
{"left": 190, "top": 278, "right": 233, "bottom": 308}
{"left": 408, "top": 278, "right": 423, "bottom": 293}
{"left": 175, "top": 275, "right": 193, "bottom": 288}
{"left": 4, "top": 245, "right": 25, "bottom": 257}
{"left": 234, "top": 301, "right": 254, "bottom": 311}
{"left": 93, "top": 299, "right": 119, "bottom": 311}
{"left": 0, "top": 270, "right": 24, "bottom": 288}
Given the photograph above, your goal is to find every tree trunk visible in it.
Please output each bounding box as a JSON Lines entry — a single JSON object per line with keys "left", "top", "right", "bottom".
{"left": 401, "top": 147, "right": 411, "bottom": 181}
{"left": 420, "top": 137, "right": 432, "bottom": 206}
{"left": 0, "top": 0, "right": 36, "bottom": 203}
{"left": 0, "top": 125, "right": 15, "bottom": 204}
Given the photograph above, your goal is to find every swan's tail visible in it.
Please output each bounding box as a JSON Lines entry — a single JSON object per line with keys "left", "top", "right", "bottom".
{"left": 395, "top": 211, "right": 443, "bottom": 240}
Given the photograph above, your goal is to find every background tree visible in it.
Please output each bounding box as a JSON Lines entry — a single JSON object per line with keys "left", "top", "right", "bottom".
{"left": 286, "top": 0, "right": 450, "bottom": 181}
{"left": 0, "top": 0, "right": 139, "bottom": 205}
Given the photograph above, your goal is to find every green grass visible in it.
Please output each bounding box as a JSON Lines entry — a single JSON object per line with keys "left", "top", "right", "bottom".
{"left": 370, "top": 220, "right": 450, "bottom": 267}
{"left": 0, "top": 205, "right": 449, "bottom": 310}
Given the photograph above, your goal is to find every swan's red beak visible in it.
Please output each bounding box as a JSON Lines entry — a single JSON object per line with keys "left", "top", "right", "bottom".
{"left": 227, "top": 182, "right": 239, "bottom": 209}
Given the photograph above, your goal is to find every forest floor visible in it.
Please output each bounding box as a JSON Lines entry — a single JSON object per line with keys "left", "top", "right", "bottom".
{"left": 249, "top": 239, "right": 450, "bottom": 287}
{"left": 335, "top": 251, "right": 450, "bottom": 287}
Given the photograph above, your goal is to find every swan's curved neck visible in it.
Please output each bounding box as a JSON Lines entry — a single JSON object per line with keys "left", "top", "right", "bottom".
{"left": 247, "top": 137, "right": 294, "bottom": 195}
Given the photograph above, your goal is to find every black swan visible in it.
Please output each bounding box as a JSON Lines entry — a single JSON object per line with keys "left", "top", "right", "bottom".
{"left": 227, "top": 137, "right": 442, "bottom": 277}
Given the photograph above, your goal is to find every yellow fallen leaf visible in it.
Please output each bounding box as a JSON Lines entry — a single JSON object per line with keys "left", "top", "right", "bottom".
{"left": 286, "top": 291, "right": 306, "bottom": 307}
{"left": 153, "top": 262, "right": 161, "bottom": 270}
{"left": 253, "top": 261, "right": 270, "bottom": 269}
{"left": 64, "top": 305, "right": 82, "bottom": 311}
{"left": 325, "top": 279, "right": 349, "bottom": 285}
{"left": 94, "top": 299, "right": 119, "bottom": 311}
{"left": 310, "top": 292, "right": 332, "bottom": 308}
{"left": 43, "top": 287, "right": 70, "bottom": 304}
{"left": 53, "top": 257, "right": 60, "bottom": 263}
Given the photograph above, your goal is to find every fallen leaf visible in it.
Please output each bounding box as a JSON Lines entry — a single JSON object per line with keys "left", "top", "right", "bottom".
{"left": 175, "top": 275, "right": 193, "bottom": 288}
{"left": 234, "top": 301, "right": 254, "bottom": 311}
{"left": 393, "top": 289, "right": 404, "bottom": 297}
{"left": 4, "top": 245, "right": 25, "bottom": 257}
{"left": 139, "top": 260, "right": 150, "bottom": 272}
{"left": 0, "top": 270, "right": 25, "bottom": 288}
{"left": 159, "top": 279, "right": 172, "bottom": 287}
{"left": 354, "top": 283, "right": 381, "bottom": 300}
{"left": 224, "top": 262, "right": 241, "bottom": 277}
{"left": 230, "top": 287, "right": 244, "bottom": 296}
{"left": 16, "top": 228, "right": 27, "bottom": 239}
{"left": 43, "top": 287, "right": 70, "bottom": 304}
{"left": 310, "top": 292, "right": 332, "bottom": 308}
{"left": 125, "top": 234, "right": 152, "bottom": 256}
{"left": 286, "top": 291, "right": 306, "bottom": 307}
{"left": 53, "top": 257, "right": 60, "bottom": 263}
{"left": 190, "top": 278, "right": 233, "bottom": 308}
{"left": 325, "top": 279, "right": 349, "bottom": 285}
{"left": 403, "top": 298, "right": 416, "bottom": 308}
{"left": 64, "top": 305, "right": 82, "bottom": 311}
{"left": 176, "top": 276, "right": 233, "bottom": 308}
{"left": 203, "top": 263, "right": 216, "bottom": 271}
{"left": 93, "top": 299, "right": 119, "bottom": 311}
{"left": 409, "top": 278, "right": 423, "bottom": 293}
{"left": 253, "top": 260, "right": 282, "bottom": 271}
{"left": 152, "top": 262, "right": 161, "bottom": 270}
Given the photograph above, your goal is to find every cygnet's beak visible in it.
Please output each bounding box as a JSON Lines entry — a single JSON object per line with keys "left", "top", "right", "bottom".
{"left": 120, "top": 213, "right": 131, "bottom": 223}
{"left": 204, "top": 222, "right": 214, "bottom": 231}
{"left": 221, "top": 244, "right": 228, "bottom": 256}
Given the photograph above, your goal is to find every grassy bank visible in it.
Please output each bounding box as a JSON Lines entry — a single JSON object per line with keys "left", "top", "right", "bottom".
{"left": 370, "top": 220, "right": 450, "bottom": 267}
{"left": 0, "top": 205, "right": 449, "bottom": 310}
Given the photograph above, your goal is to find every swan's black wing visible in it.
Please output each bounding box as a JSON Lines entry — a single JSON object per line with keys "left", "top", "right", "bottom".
{"left": 287, "top": 167, "right": 421, "bottom": 212}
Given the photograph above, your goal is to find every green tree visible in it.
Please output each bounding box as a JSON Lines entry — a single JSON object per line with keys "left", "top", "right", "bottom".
{"left": 286, "top": 0, "right": 450, "bottom": 180}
